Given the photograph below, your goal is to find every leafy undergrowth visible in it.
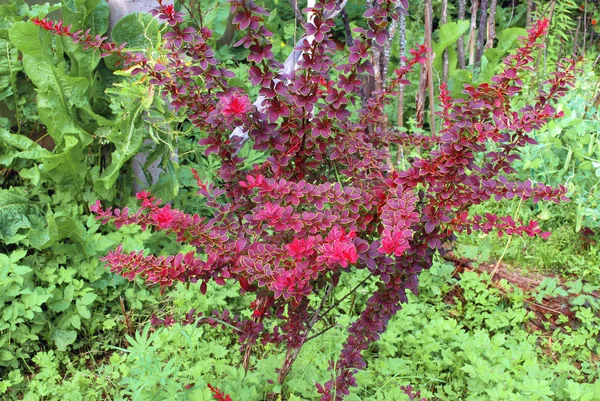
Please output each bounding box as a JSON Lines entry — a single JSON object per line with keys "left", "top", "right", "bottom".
{"left": 5, "top": 261, "right": 599, "bottom": 401}
{"left": 451, "top": 63, "right": 600, "bottom": 286}
{"left": 453, "top": 198, "right": 600, "bottom": 286}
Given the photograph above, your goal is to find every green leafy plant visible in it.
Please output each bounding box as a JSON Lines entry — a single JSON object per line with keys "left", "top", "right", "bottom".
{"left": 0, "top": 0, "right": 189, "bottom": 396}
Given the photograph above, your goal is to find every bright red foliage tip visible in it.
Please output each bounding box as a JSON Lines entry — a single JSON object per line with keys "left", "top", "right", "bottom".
{"left": 150, "top": 205, "right": 175, "bottom": 229}
{"left": 286, "top": 237, "right": 316, "bottom": 260}
{"left": 31, "top": 17, "right": 52, "bottom": 30}
{"left": 219, "top": 92, "right": 252, "bottom": 118}
{"left": 207, "top": 384, "right": 233, "bottom": 401}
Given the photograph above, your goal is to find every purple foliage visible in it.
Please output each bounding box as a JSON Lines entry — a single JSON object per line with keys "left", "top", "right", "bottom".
{"left": 35, "top": 1, "right": 575, "bottom": 399}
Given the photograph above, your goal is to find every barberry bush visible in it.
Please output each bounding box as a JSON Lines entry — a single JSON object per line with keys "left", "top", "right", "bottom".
{"left": 34, "top": 0, "right": 576, "bottom": 399}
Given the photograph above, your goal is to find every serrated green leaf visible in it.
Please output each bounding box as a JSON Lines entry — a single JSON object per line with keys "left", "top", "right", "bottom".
{"left": 0, "top": 350, "right": 14, "bottom": 362}
{"left": 10, "top": 264, "right": 32, "bottom": 275}
{"left": 19, "top": 166, "right": 40, "bottom": 185}
{"left": 94, "top": 104, "right": 144, "bottom": 195}
{"left": 8, "top": 249, "right": 27, "bottom": 263}
{"left": 60, "top": 34, "right": 100, "bottom": 79}
{"left": 23, "top": 57, "right": 91, "bottom": 145}
{"left": 0, "top": 127, "right": 52, "bottom": 166}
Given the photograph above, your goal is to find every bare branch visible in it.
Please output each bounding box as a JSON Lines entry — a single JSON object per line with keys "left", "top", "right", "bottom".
{"left": 456, "top": 0, "right": 466, "bottom": 69}
{"left": 288, "top": 0, "right": 305, "bottom": 25}
{"left": 425, "top": 0, "right": 436, "bottom": 135}
{"left": 341, "top": 8, "right": 353, "bottom": 47}
{"left": 441, "top": 0, "right": 449, "bottom": 83}
{"left": 468, "top": 0, "right": 480, "bottom": 67}
{"left": 326, "top": 0, "right": 349, "bottom": 20}
{"left": 475, "top": 0, "right": 489, "bottom": 69}
{"left": 486, "top": 0, "right": 497, "bottom": 49}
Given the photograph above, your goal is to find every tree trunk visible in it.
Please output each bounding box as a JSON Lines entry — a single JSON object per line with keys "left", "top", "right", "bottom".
{"left": 397, "top": 12, "right": 406, "bottom": 128}
{"left": 526, "top": 0, "right": 535, "bottom": 29}
{"left": 486, "top": 0, "right": 497, "bottom": 49}
{"left": 441, "top": 0, "right": 449, "bottom": 83}
{"left": 424, "top": 0, "right": 435, "bottom": 135}
{"left": 474, "top": 0, "right": 488, "bottom": 70}
{"left": 468, "top": 0, "right": 480, "bottom": 67}
{"left": 457, "top": 0, "right": 467, "bottom": 69}
{"left": 396, "top": 12, "right": 406, "bottom": 167}
{"left": 583, "top": 0, "right": 588, "bottom": 55}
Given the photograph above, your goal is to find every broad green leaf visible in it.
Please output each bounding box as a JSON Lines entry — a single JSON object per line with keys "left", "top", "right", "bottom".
{"left": 446, "top": 46, "right": 458, "bottom": 76}
{"left": 478, "top": 28, "right": 528, "bottom": 81}
{"left": 60, "top": 35, "right": 100, "bottom": 79}
{"left": 79, "top": 292, "right": 97, "bottom": 306}
{"left": 496, "top": 27, "right": 527, "bottom": 52}
{"left": 28, "top": 2, "right": 62, "bottom": 18}
{"left": 70, "top": 314, "right": 81, "bottom": 329}
{"left": 64, "top": 284, "right": 75, "bottom": 302}
{"left": 151, "top": 158, "right": 180, "bottom": 202}
{"left": 8, "top": 21, "right": 53, "bottom": 59}
{"left": 61, "top": 0, "right": 109, "bottom": 36}
{"left": 49, "top": 300, "right": 71, "bottom": 313}
{"left": 580, "top": 161, "right": 592, "bottom": 171}
{"left": 106, "top": 12, "right": 160, "bottom": 70}
{"left": 112, "top": 12, "right": 160, "bottom": 49}
{"left": 76, "top": 304, "right": 90, "bottom": 319}
{"left": 0, "top": 190, "right": 35, "bottom": 239}
{"left": 51, "top": 329, "right": 77, "bottom": 351}
{"left": 447, "top": 69, "right": 473, "bottom": 98}
{"left": 0, "top": 38, "right": 21, "bottom": 104}
{"left": 433, "top": 20, "right": 470, "bottom": 72}
{"left": 23, "top": 57, "right": 91, "bottom": 144}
